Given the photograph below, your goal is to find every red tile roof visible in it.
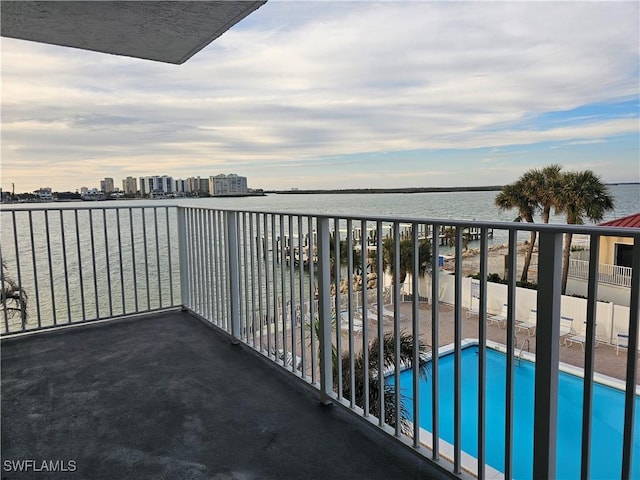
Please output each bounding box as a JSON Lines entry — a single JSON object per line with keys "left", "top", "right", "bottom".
{"left": 598, "top": 213, "right": 640, "bottom": 228}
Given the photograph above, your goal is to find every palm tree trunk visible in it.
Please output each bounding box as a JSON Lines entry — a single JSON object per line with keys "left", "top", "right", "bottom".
{"left": 520, "top": 231, "right": 536, "bottom": 282}
{"left": 561, "top": 232, "right": 572, "bottom": 295}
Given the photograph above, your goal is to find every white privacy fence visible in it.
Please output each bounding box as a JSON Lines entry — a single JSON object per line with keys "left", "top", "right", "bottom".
{"left": 435, "top": 273, "right": 636, "bottom": 348}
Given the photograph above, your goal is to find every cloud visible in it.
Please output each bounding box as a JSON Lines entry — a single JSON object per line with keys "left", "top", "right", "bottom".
{"left": 1, "top": 1, "right": 638, "bottom": 191}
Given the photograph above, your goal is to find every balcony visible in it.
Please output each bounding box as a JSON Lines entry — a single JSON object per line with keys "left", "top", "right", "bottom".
{"left": 1, "top": 205, "right": 639, "bottom": 479}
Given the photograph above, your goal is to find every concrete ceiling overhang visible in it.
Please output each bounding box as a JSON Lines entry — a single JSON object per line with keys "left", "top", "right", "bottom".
{"left": 0, "top": 1, "right": 267, "bottom": 64}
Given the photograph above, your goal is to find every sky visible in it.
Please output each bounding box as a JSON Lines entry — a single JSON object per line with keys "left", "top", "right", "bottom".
{"left": 1, "top": 1, "right": 639, "bottom": 193}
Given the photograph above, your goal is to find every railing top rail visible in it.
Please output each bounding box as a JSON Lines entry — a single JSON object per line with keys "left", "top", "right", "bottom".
{"left": 0, "top": 204, "right": 177, "bottom": 212}
{"left": 175, "top": 205, "right": 640, "bottom": 237}
{"left": 2, "top": 203, "right": 638, "bottom": 237}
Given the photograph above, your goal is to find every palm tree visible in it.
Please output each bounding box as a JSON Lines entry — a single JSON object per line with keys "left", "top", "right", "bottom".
{"left": 337, "top": 331, "right": 429, "bottom": 433}
{"left": 496, "top": 164, "right": 564, "bottom": 282}
{"left": 555, "top": 170, "right": 614, "bottom": 294}
{"left": 1, "top": 261, "right": 28, "bottom": 328}
{"left": 495, "top": 182, "right": 537, "bottom": 282}
{"left": 523, "top": 164, "right": 563, "bottom": 224}
{"left": 382, "top": 235, "right": 431, "bottom": 284}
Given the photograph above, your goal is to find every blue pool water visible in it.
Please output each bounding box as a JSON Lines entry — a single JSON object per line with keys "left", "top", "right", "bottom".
{"left": 393, "top": 346, "right": 640, "bottom": 479}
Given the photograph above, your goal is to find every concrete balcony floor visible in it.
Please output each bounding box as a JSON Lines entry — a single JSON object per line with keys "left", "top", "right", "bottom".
{"left": 1, "top": 311, "right": 447, "bottom": 480}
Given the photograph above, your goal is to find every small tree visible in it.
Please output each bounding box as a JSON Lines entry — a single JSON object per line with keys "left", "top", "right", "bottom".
{"left": 382, "top": 235, "right": 431, "bottom": 284}
{"left": 338, "top": 331, "right": 430, "bottom": 433}
{"left": 1, "top": 262, "right": 28, "bottom": 328}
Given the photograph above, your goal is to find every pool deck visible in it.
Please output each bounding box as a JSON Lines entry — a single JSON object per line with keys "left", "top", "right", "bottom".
{"left": 393, "top": 302, "right": 639, "bottom": 384}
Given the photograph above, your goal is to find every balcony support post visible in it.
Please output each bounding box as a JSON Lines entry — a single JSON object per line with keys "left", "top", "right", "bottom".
{"left": 317, "top": 216, "right": 333, "bottom": 405}
{"left": 177, "top": 207, "right": 189, "bottom": 311}
{"left": 226, "top": 211, "right": 241, "bottom": 344}
{"left": 533, "top": 230, "right": 563, "bottom": 480}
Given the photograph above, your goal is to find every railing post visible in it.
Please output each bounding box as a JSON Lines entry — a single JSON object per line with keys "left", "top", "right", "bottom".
{"left": 177, "top": 207, "right": 190, "bottom": 311}
{"left": 226, "top": 211, "right": 241, "bottom": 344}
{"left": 317, "top": 216, "right": 333, "bottom": 405}
{"left": 533, "top": 230, "right": 563, "bottom": 480}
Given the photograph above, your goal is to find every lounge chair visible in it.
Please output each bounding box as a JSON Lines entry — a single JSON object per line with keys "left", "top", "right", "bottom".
{"left": 487, "top": 304, "right": 508, "bottom": 328}
{"left": 516, "top": 309, "right": 537, "bottom": 336}
{"left": 559, "top": 316, "right": 574, "bottom": 345}
{"left": 567, "top": 320, "right": 601, "bottom": 351}
{"left": 616, "top": 332, "right": 629, "bottom": 356}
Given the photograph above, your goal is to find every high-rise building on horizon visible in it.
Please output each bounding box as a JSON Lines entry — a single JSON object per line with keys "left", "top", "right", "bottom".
{"left": 139, "top": 175, "right": 175, "bottom": 197}
{"left": 186, "top": 176, "right": 209, "bottom": 195}
{"left": 209, "top": 173, "right": 248, "bottom": 196}
{"left": 100, "top": 177, "right": 115, "bottom": 193}
{"left": 122, "top": 176, "right": 137, "bottom": 195}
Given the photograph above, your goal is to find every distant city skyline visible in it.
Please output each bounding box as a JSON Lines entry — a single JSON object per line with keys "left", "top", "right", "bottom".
{"left": 2, "top": 1, "right": 639, "bottom": 193}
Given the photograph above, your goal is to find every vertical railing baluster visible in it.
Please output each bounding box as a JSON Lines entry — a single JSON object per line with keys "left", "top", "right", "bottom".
{"left": 308, "top": 216, "right": 317, "bottom": 384}
{"left": 347, "top": 218, "right": 355, "bottom": 407}
{"left": 88, "top": 210, "right": 100, "bottom": 319}
{"left": 207, "top": 209, "right": 215, "bottom": 321}
{"left": 244, "top": 213, "right": 251, "bottom": 342}
{"left": 74, "top": 210, "right": 86, "bottom": 322}
{"left": 142, "top": 208, "right": 151, "bottom": 310}
{"left": 177, "top": 207, "right": 189, "bottom": 310}
{"left": 272, "top": 214, "right": 279, "bottom": 358}
{"left": 11, "top": 212, "right": 25, "bottom": 330}
{"left": 393, "top": 221, "right": 401, "bottom": 436}
{"left": 412, "top": 222, "right": 420, "bottom": 447}
{"left": 60, "top": 210, "right": 71, "bottom": 323}
{"left": 453, "top": 226, "right": 462, "bottom": 472}
{"left": 533, "top": 230, "right": 564, "bottom": 480}
{"left": 218, "top": 211, "right": 227, "bottom": 327}
{"left": 28, "top": 211, "right": 41, "bottom": 327}
{"left": 318, "top": 216, "right": 333, "bottom": 405}
{"left": 116, "top": 209, "right": 125, "bottom": 314}
{"left": 504, "top": 229, "right": 517, "bottom": 479}
{"left": 431, "top": 222, "right": 440, "bottom": 460}
{"left": 0, "top": 246, "right": 8, "bottom": 332}
{"left": 279, "top": 215, "right": 287, "bottom": 364}
{"left": 129, "top": 208, "right": 138, "bottom": 313}
{"left": 477, "top": 227, "right": 488, "bottom": 480}
{"left": 154, "top": 208, "right": 162, "bottom": 309}
{"left": 211, "top": 210, "right": 219, "bottom": 323}
{"left": 362, "top": 219, "right": 369, "bottom": 416}
{"left": 198, "top": 209, "right": 206, "bottom": 314}
{"left": 103, "top": 209, "right": 113, "bottom": 317}
{"left": 264, "top": 214, "right": 271, "bottom": 355}
{"left": 334, "top": 218, "right": 343, "bottom": 400}
{"left": 622, "top": 234, "right": 640, "bottom": 480}
{"left": 376, "top": 220, "right": 384, "bottom": 427}
{"left": 226, "top": 211, "right": 240, "bottom": 342}
{"left": 250, "top": 213, "right": 257, "bottom": 348}
{"left": 256, "top": 214, "right": 264, "bottom": 352}
{"left": 580, "top": 234, "right": 600, "bottom": 480}
{"left": 192, "top": 209, "right": 199, "bottom": 314}
{"left": 297, "top": 215, "right": 305, "bottom": 375}
{"left": 166, "top": 207, "right": 174, "bottom": 307}
{"left": 44, "top": 210, "right": 57, "bottom": 325}
{"left": 289, "top": 216, "right": 297, "bottom": 372}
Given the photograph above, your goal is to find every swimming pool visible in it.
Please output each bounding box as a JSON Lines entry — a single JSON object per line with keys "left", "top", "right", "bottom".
{"left": 393, "top": 345, "right": 640, "bottom": 479}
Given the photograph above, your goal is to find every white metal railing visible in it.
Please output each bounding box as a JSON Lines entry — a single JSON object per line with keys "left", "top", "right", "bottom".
{"left": 569, "top": 258, "right": 633, "bottom": 287}
{"left": 177, "top": 206, "right": 639, "bottom": 480}
{"left": 1, "top": 204, "right": 639, "bottom": 480}
{"left": 0, "top": 205, "right": 181, "bottom": 334}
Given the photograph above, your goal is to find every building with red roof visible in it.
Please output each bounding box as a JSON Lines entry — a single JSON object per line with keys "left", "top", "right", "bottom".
{"left": 597, "top": 212, "right": 639, "bottom": 268}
